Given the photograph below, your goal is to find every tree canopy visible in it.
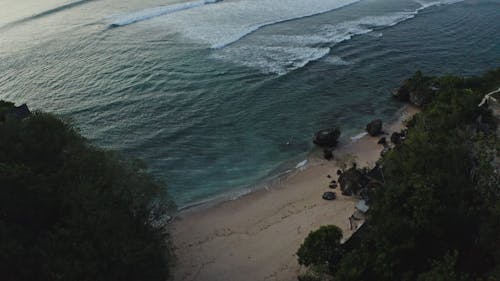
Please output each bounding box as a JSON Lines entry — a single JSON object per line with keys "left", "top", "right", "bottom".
{"left": 0, "top": 109, "right": 175, "bottom": 281}
{"left": 299, "top": 68, "right": 500, "bottom": 281}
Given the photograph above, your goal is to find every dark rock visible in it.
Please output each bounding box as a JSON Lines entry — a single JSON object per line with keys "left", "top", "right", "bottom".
{"left": 337, "top": 169, "right": 343, "bottom": 176}
{"left": 365, "top": 181, "right": 383, "bottom": 190}
{"left": 366, "top": 119, "right": 383, "bottom": 136}
{"left": 377, "top": 137, "right": 387, "bottom": 145}
{"left": 338, "top": 167, "right": 364, "bottom": 196}
{"left": 322, "top": 191, "right": 336, "bottom": 200}
{"left": 323, "top": 148, "right": 334, "bottom": 160}
{"left": 409, "top": 88, "right": 432, "bottom": 107}
{"left": 4, "top": 104, "right": 31, "bottom": 120}
{"left": 341, "top": 189, "right": 352, "bottom": 196}
{"left": 392, "top": 71, "right": 437, "bottom": 107}
{"left": 392, "top": 85, "right": 410, "bottom": 102}
{"left": 367, "top": 165, "right": 385, "bottom": 183}
{"left": 329, "top": 182, "right": 338, "bottom": 189}
{"left": 391, "top": 132, "right": 403, "bottom": 145}
{"left": 327, "top": 175, "right": 332, "bottom": 178}
{"left": 313, "top": 128, "right": 341, "bottom": 147}
{"left": 359, "top": 188, "right": 370, "bottom": 200}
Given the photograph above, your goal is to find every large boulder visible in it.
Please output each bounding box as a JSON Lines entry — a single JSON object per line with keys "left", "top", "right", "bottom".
{"left": 390, "top": 132, "right": 403, "bottom": 145}
{"left": 338, "top": 167, "right": 364, "bottom": 196}
{"left": 392, "top": 85, "right": 410, "bottom": 102}
{"left": 322, "top": 191, "right": 336, "bottom": 200}
{"left": 393, "top": 87, "right": 432, "bottom": 107}
{"left": 392, "top": 71, "right": 437, "bottom": 107}
{"left": 409, "top": 88, "right": 432, "bottom": 107}
{"left": 1, "top": 103, "right": 31, "bottom": 121}
{"left": 366, "top": 119, "right": 383, "bottom": 136}
{"left": 313, "top": 128, "right": 341, "bottom": 147}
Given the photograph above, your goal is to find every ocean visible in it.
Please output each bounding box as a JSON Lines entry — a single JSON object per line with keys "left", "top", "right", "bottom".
{"left": 0, "top": 0, "right": 498, "bottom": 208}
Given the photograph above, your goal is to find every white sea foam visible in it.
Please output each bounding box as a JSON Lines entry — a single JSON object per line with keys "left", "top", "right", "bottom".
{"left": 109, "top": 0, "right": 222, "bottom": 27}
{"left": 210, "top": 11, "right": 420, "bottom": 74}
{"left": 108, "top": 0, "right": 466, "bottom": 75}
{"left": 325, "top": 56, "right": 351, "bottom": 66}
{"left": 415, "top": 0, "right": 465, "bottom": 10}
{"left": 350, "top": 132, "right": 368, "bottom": 141}
{"left": 1, "top": 0, "right": 93, "bottom": 29}
{"left": 295, "top": 159, "right": 308, "bottom": 169}
{"left": 115, "top": 0, "right": 363, "bottom": 46}
{"left": 211, "top": 45, "right": 332, "bottom": 75}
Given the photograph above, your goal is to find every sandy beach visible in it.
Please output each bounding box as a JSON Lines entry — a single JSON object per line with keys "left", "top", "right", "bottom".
{"left": 170, "top": 105, "right": 419, "bottom": 281}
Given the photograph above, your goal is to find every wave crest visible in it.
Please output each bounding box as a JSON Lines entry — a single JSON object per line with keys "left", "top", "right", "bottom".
{"left": 1, "top": 0, "right": 94, "bottom": 30}
{"left": 109, "top": 0, "right": 222, "bottom": 28}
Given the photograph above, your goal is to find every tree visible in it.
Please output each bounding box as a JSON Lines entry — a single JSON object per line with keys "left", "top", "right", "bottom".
{"left": 0, "top": 108, "right": 175, "bottom": 281}
{"left": 299, "top": 69, "right": 500, "bottom": 281}
{"left": 297, "top": 225, "right": 343, "bottom": 274}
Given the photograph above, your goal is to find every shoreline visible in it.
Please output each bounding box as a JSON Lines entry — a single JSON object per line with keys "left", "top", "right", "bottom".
{"left": 169, "top": 105, "right": 419, "bottom": 281}
{"left": 174, "top": 104, "right": 417, "bottom": 215}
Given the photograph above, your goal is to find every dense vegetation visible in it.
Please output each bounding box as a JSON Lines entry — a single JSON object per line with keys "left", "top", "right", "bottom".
{"left": 0, "top": 106, "right": 174, "bottom": 281}
{"left": 298, "top": 69, "right": 500, "bottom": 281}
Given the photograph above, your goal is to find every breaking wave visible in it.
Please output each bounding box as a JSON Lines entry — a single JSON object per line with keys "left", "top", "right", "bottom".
{"left": 109, "top": 0, "right": 222, "bottom": 28}
{"left": 0, "top": 0, "right": 94, "bottom": 30}
{"left": 208, "top": 0, "right": 466, "bottom": 75}
{"left": 106, "top": 0, "right": 466, "bottom": 75}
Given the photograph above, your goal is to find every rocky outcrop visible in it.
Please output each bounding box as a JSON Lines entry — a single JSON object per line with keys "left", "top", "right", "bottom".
{"left": 338, "top": 167, "right": 364, "bottom": 196}
{"left": 0, "top": 102, "right": 31, "bottom": 121}
{"left": 366, "top": 119, "right": 383, "bottom": 136}
{"left": 390, "top": 132, "right": 403, "bottom": 145}
{"left": 339, "top": 165, "right": 385, "bottom": 198}
{"left": 313, "top": 128, "right": 341, "bottom": 147}
{"left": 392, "top": 85, "right": 410, "bottom": 101}
{"left": 392, "top": 71, "right": 437, "bottom": 107}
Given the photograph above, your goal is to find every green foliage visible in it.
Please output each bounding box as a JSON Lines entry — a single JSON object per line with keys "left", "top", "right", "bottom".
{"left": 0, "top": 110, "right": 175, "bottom": 281}
{"left": 301, "top": 69, "right": 500, "bottom": 281}
{"left": 297, "top": 268, "right": 330, "bottom": 281}
{"left": 417, "top": 252, "right": 468, "bottom": 281}
{"left": 397, "top": 70, "right": 437, "bottom": 106}
{"left": 297, "top": 225, "right": 343, "bottom": 273}
{"left": 0, "top": 100, "right": 15, "bottom": 121}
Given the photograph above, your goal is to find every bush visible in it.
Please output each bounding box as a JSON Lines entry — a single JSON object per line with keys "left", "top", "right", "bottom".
{"left": 297, "top": 225, "right": 343, "bottom": 274}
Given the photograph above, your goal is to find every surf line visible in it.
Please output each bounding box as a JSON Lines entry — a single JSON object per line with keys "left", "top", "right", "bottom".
{"left": 109, "top": 0, "right": 223, "bottom": 28}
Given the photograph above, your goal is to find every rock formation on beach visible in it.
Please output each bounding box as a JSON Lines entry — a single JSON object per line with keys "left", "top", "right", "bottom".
{"left": 313, "top": 127, "right": 341, "bottom": 147}
{"left": 298, "top": 69, "right": 500, "bottom": 281}
{"left": 392, "top": 70, "right": 438, "bottom": 107}
{"left": 366, "top": 119, "right": 383, "bottom": 136}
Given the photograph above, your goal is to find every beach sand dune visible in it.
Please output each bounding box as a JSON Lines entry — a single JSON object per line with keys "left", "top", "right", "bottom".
{"left": 170, "top": 106, "right": 418, "bottom": 281}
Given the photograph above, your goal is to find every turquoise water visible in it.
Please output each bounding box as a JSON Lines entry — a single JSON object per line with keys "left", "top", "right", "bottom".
{"left": 0, "top": 0, "right": 499, "bottom": 207}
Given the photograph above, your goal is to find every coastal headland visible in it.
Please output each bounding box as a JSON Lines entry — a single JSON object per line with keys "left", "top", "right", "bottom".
{"left": 170, "top": 105, "right": 419, "bottom": 281}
